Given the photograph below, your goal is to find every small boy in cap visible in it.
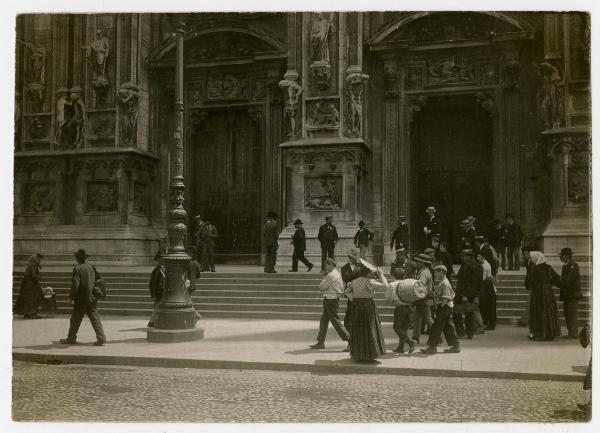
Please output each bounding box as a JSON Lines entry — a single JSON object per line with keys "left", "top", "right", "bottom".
{"left": 354, "top": 220, "right": 374, "bottom": 260}
{"left": 421, "top": 264, "right": 460, "bottom": 354}
{"left": 559, "top": 247, "right": 582, "bottom": 339}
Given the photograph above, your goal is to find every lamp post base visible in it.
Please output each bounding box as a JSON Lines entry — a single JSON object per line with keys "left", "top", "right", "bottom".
{"left": 147, "top": 327, "right": 204, "bottom": 343}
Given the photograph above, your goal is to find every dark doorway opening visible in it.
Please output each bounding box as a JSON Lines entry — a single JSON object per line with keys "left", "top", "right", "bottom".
{"left": 192, "top": 108, "right": 263, "bottom": 264}
{"left": 410, "top": 94, "right": 493, "bottom": 255}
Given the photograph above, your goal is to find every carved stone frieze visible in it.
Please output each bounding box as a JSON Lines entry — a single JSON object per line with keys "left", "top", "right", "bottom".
{"left": 428, "top": 56, "right": 475, "bottom": 85}
{"left": 304, "top": 175, "right": 343, "bottom": 210}
{"left": 85, "top": 181, "right": 119, "bottom": 212}
{"left": 207, "top": 74, "right": 248, "bottom": 101}
{"left": 22, "top": 182, "right": 56, "bottom": 213}
{"left": 186, "top": 32, "right": 271, "bottom": 61}
{"left": 308, "top": 101, "right": 339, "bottom": 128}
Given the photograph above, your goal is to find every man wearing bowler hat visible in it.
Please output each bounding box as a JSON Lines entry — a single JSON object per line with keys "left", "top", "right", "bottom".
{"left": 318, "top": 215, "right": 338, "bottom": 269}
{"left": 289, "top": 218, "right": 313, "bottom": 272}
{"left": 559, "top": 247, "right": 582, "bottom": 339}
{"left": 60, "top": 249, "right": 106, "bottom": 346}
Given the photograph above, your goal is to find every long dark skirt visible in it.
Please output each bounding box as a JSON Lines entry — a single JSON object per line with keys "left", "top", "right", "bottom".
{"left": 349, "top": 298, "right": 386, "bottom": 362}
{"left": 14, "top": 278, "right": 42, "bottom": 316}
{"left": 529, "top": 286, "right": 561, "bottom": 339}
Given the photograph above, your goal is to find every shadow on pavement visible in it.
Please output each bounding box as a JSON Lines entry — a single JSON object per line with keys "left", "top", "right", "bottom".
{"left": 286, "top": 348, "right": 346, "bottom": 355}
{"left": 204, "top": 328, "right": 313, "bottom": 342}
{"left": 16, "top": 337, "right": 149, "bottom": 350}
{"left": 571, "top": 365, "right": 588, "bottom": 374}
{"left": 118, "top": 328, "right": 149, "bottom": 333}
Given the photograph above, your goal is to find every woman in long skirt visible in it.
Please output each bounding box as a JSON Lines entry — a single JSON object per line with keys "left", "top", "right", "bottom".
{"left": 345, "top": 265, "right": 387, "bottom": 362}
{"left": 14, "top": 254, "right": 44, "bottom": 319}
{"left": 528, "top": 251, "right": 561, "bottom": 340}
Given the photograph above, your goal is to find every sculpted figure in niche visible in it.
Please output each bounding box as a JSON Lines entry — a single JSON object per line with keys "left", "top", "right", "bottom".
{"left": 538, "top": 57, "right": 564, "bottom": 130}
{"left": 18, "top": 40, "right": 48, "bottom": 103}
{"left": 118, "top": 82, "right": 139, "bottom": 145}
{"left": 311, "top": 12, "right": 334, "bottom": 63}
{"left": 59, "top": 87, "right": 86, "bottom": 149}
{"left": 345, "top": 71, "right": 368, "bottom": 137}
{"left": 279, "top": 74, "right": 303, "bottom": 137}
{"left": 86, "top": 29, "right": 110, "bottom": 89}
{"left": 54, "top": 87, "right": 69, "bottom": 146}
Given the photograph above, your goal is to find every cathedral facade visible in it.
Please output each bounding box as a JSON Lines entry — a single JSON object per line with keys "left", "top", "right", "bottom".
{"left": 13, "top": 12, "right": 591, "bottom": 265}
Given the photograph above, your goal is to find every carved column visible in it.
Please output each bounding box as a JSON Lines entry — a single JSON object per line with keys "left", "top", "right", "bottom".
{"left": 147, "top": 21, "right": 203, "bottom": 343}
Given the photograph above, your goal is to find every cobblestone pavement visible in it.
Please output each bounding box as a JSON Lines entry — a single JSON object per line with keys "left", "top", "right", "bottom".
{"left": 12, "top": 361, "right": 590, "bottom": 423}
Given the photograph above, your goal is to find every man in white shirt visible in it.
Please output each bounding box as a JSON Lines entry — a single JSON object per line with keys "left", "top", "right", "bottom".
{"left": 386, "top": 267, "right": 416, "bottom": 354}
{"left": 310, "top": 258, "right": 350, "bottom": 350}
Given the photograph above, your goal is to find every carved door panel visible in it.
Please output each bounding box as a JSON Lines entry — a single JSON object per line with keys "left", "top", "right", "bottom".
{"left": 192, "top": 109, "right": 262, "bottom": 261}
{"left": 410, "top": 96, "right": 493, "bottom": 253}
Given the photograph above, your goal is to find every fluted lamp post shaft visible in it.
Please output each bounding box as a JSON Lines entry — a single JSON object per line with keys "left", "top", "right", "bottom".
{"left": 147, "top": 21, "right": 204, "bottom": 343}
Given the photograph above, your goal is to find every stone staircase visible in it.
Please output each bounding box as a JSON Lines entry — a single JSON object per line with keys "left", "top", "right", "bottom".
{"left": 13, "top": 269, "right": 591, "bottom": 325}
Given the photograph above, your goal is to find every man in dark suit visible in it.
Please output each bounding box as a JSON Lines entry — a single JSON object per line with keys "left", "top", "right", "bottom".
{"left": 423, "top": 206, "right": 441, "bottom": 248}
{"left": 202, "top": 217, "right": 218, "bottom": 272}
{"left": 453, "top": 249, "right": 483, "bottom": 339}
{"left": 505, "top": 213, "right": 523, "bottom": 270}
{"left": 390, "top": 247, "right": 417, "bottom": 279}
{"left": 353, "top": 220, "right": 374, "bottom": 259}
{"left": 489, "top": 219, "right": 508, "bottom": 270}
{"left": 473, "top": 236, "right": 499, "bottom": 277}
{"left": 60, "top": 249, "right": 106, "bottom": 346}
{"left": 289, "top": 218, "right": 313, "bottom": 272}
{"left": 390, "top": 215, "right": 409, "bottom": 252}
{"left": 559, "top": 247, "right": 582, "bottom": 339}
{"left": 340, "top": 247, "right": 362, "bottom": 352}
{"left": 318, "top": 215, "right": 338, "bottom": 269}
{"left": 194, "top": 215, "right": 207, "bottom": 268}
{"left": 147, "top": 251, "right": 166, "bottom": 327}
{"left": 263, "top": 212, "right": 280, "bottom": 273}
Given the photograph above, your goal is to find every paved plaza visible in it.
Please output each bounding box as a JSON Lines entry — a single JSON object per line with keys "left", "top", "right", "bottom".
{"left": 12, "top": 361, "right": 590, "bottom": 423}
{"left": 13, "top": 316, "right": 590, "bottom": 380}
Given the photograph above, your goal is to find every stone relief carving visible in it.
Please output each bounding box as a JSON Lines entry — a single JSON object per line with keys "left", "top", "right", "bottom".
{"left": 187, "top": 33, "right": 270, "bottom": 60}
{"left": 85, "top": 29, "right": 110, "bottom": 91}
{"left": 428, "top": 56, "right": 475, "bottom": 85}
{"left": 304, "top": 175, "right": 343, "bottom": 210}
{"left": 86, "top": 182, "right": 118, "bottom": 212}
{"left": 23, "top": 182, "right": 56, "bottom": 213}
{"left": 207, "top": 74, "right": 248, "bottom": 100}
{"left": 309, "top": 101, "right": 339, "bottom": 128}
{"left": 56, "top": 87, "right": 86, "bottom": 149}
{"left": 502, "top": 59, "right": 521, "bottom": 90}
{"left": 475, "top": 91, "right": 496, "bottom": 117}
{"left": 479, "top": 61, "right": 498, "bottom": 85}
{"left": 345, "top": 69, "right": 369, "bottom": 137}
{"left": 133, "top": 183, "right": 148, "bottom": 214}
{"left": 404, "top": 65, "right": 424, "bottom": 90}
{"left": 407, "top": 95, "right": 428, "bottom": 122}
{"left": 117, "top": 82, "right": 139, "bottom": 146}
{"left": 384, "top": 62, "right": 399, "bottom": 98}
{"left": 251, "top": 78, "right": 267, "bottom": 101}
{"left": 27, "top": 116, "right": 46, "bottom": 140}
{"left": 18, "top": 40, "right": 48, "bottom": 105}
{"left": 279, "top": 71, "right": 303, "bottom": 137}
{"left": 538, "top": 55, "right": 565, "bottom": 130}
{"left": 567, "top": 167, "right": 588, "bottom": 205}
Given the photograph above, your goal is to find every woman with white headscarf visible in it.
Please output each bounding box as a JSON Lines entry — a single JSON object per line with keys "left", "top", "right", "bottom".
{"left": 528, "top": 251, "right": 561, "bottom": 340}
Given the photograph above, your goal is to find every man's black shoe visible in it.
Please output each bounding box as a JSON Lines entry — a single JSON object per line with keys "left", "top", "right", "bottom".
{"left": 309, "top": 343, "right": 325, "bottom": 349}
{"left": 393, "top": 345, "right": 404, "bottom": 353}
{"left": 288, "top": 269, "right": 298, "bottom": 272}
{"left": 307, "top": 264, "right": 314, "bottom": 272}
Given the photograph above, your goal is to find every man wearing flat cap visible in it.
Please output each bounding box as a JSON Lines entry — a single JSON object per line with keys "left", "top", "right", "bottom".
{"left": 289, "top": 218, "right": 313, "bottom": 272}
{"left": 60, "top": 249, "right": 106, "bottom": 346}
{"left": 411, "top": 253, "right": 434, "bottom": 343}
{"left": 453, "top": 249, "right": 483, "bottom": 339}
{"left": 559, "top": 247, "right": 582, "bottom": 339}
{"left": 263, "top": 212, "right": 280, "bottom": 273}
{"left": 318, "top": 215, "right": 338, "bottom": 269}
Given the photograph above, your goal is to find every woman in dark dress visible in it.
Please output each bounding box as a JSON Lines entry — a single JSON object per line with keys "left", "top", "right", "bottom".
{"left": 14, "top": 254, "right": 44, "bottom": 319}
{"left": 528, "top": 252, "right": 561, "bottom": 340}
{"left": 345, "top": 264, "right": 387, "bottom": 362}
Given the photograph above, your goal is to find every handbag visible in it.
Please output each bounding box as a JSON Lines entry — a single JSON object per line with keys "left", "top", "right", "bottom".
{"left": 92, "top": 265, "right": 107, "bottom": 300}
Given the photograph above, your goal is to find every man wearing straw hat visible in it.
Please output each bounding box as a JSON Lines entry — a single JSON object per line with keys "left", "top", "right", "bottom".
{"left": 60, "top": 249, "right": 106, "bottom": 346}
